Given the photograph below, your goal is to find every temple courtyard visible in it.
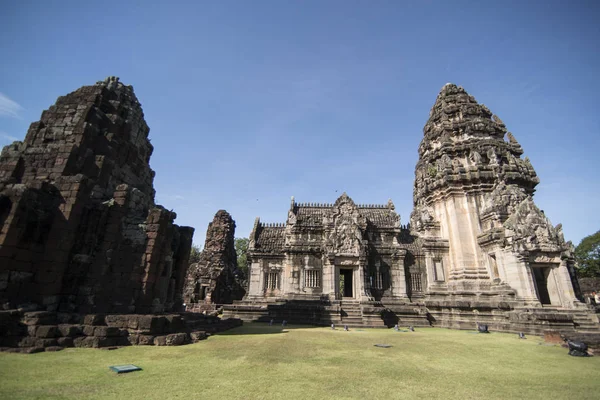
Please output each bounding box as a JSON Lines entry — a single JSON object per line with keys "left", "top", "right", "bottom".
{"left": 1, "top": 324, "right": 599, "bottom": 400}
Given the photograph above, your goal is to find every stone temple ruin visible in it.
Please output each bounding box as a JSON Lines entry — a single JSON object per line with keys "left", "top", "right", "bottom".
{"left": 183, "top": 210, "right": 246, "bottom": 311}
{"left": 0, "top": 77, "right": 241, "bottom": 352}
{"left": 224, "top": 83, "right": 600, "bottom": 336}
{"left": 0, "top": 79, "right": 598, "bottom": 352}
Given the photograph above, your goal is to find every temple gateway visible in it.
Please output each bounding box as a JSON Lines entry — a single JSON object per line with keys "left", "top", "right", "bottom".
{"left": 224, "top": 84, "right": 596, "bottom": 334}
{"left": 245, "top": 195, "right": 415, "bottom": 303}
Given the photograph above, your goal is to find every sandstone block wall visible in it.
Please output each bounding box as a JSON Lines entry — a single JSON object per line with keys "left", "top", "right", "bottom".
{"left": 0, "top": 77, "right": 194, "bottom": 314}
{"left": 183, "top": 210, "right": 245, "bottom": 307}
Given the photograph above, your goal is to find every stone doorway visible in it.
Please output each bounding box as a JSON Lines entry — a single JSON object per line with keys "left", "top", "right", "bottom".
{"left": 339, "top": 269, "right": 354, "bottom": 298}
{"left": 532, "top": 267, "right": 552, "bottom": 305}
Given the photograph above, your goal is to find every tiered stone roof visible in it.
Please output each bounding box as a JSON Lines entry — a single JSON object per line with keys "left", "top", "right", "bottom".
{"left": 413, "top": 83, "right": 539, "bottom": 209}
{"left": 250, "top": 195, "right": 401, "bottom": 254}
{"left": 253, "top": 225, "right": 286, "bottom": 253}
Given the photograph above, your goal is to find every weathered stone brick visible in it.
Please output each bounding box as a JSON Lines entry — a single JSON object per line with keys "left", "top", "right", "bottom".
{"left": 83, "top": 314, "right": 105, "bottom": 326}
{"left": 23, "top": 311, "right": 56, "bottom": 326}
{"left": 82, "top": 325, "right": 96, "bottom": 336}
{"left": 35, "top": 326, "right": 59, "bottom": 338}
{"left": 137, "top": 335, "right": 155, "bottom": 345}
{"left": 93, "top": 326, "right": 121, "bottom": 337}
{"left": 58, "top": 324, "right": 82, "bottom": 337}
{"left": 73, "top": 336, "right": 99, "bottom": 348}
{"left": 57, "top": 337, "right": 74, "bottom": 347}
{"left": 190, "top": 331, "right": 207, "bottom": 342}
{"left": 137, "top": 315, "right": 166, "bottom": 334}
{"left": 152, "top": 335, "right": 182, "bottom": 346}
{"left": 35, "top": 338, "right": 58, "bottom": 347}
{"left": 0, "top": 77, "right": 193, "bottom": 318}
{"left": 183, "top": 211, "right": 245, "bottom": 306}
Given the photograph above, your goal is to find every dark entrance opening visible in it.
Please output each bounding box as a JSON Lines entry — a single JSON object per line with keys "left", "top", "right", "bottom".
{"left": 532, "top": 267, "right": 551, "bottom": 305}
{"left": 339, "top": 269, "right": 353, "bottom": 298}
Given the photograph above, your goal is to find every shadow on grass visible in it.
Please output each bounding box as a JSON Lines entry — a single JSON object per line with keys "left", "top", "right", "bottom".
{"left": 216, "top": 322, "right": 326, "bottom": 336}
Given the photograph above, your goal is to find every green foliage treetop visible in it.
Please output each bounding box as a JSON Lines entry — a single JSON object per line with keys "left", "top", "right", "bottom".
{"left": 575, "top": 230, "right": 600, "bottom": 277}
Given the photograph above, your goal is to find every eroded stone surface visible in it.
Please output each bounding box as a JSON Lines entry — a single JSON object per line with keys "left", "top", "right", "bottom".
{"left": 0, "top": 77, "right": 194, "bottom": 314}
{"left": 183, "top": 210, "right": 245, "bottom": 308}
{"left": 0, "top": 77, "right": 247, "bottom": 351}
{"left": 0, "top": 310, "right": 242, "bottom": 351}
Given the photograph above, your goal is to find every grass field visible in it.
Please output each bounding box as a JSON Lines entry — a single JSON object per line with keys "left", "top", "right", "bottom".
{"left": 1, "top": 324, "right": 599, "bottom": 400}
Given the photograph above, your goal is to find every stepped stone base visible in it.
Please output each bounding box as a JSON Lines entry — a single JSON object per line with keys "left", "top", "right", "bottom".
{"left": 223, "top": 297, "right": 600, "bottom": 340}
{"left": 0, "top": 310, "right": 242, "bottom": 353}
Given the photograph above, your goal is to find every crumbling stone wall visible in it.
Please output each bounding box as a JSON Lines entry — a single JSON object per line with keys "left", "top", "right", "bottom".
{"left": 184, "top": 210, "right": 245, "bottom": 307}
{"left": 0, "top": 77, "right": 194, "bottom": 314}
{"left": 0, "top": 309, "right": 242, "bottom": 353}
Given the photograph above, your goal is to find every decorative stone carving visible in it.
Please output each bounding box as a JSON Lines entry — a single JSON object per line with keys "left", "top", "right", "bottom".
{"left": 506, "top": 152, "right": 517, "bottom": 166}
{"left": 504, "top": 198, "right": 567, "bottom": 253}
{"left": 326, "top": 193, "right": 366, "bottom": 256}
{"left": 506, "top": 132, "right": 514, "bottom": 142}
{"left": 487, "top": 148, "right": 500, "bottom": 166}
{"left": 223, "top": 82, "right": 592, "bottom": 334}
{"left": 481, "top": 181, "right": 529, "bottom": 216}
{"left": 440, "top": 154, "right": 452, "bottom": 169}
{"left": 241, "top": 192, "right": 407, "bottom": 305}
{"left": 410, "top": 204, "right": 435, "bottom": 231}
{"left": 469, "top": 150, "right": 482, "bottom": 165}
{"left": 413, "top": 83, "right": 579, "bottom": 312}
{"left": 387, "top": 199, "right": 395, "bottom": 210}
{"left": 452, "top": 157, "right": 463, "bottom": 170}
{"left": 287, "top": 210, "right": 297, "bottom": 225}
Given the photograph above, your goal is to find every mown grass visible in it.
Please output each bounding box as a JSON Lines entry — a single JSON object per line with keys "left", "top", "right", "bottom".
{"left": 1, "top": 324, "right": 599, "bottom": 400}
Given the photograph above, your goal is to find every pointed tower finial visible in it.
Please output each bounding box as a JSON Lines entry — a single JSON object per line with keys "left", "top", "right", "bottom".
{"left": 387, "top": 199, "right": 395, "bottom": 210}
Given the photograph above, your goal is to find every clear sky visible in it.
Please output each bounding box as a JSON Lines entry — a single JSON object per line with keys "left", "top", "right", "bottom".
{"left": 1, "top": 0, "right": 599, "bottom": 248}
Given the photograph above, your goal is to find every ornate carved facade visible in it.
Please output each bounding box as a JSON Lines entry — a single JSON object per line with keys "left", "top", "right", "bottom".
{"left": 245, "top": 194, "right": 420, "bottom": 303}
{"left": 412, "top": 84, "right": 581, "bottom": 316}
{"left": 225, "top": 83, "right": 597, "bottom": 334}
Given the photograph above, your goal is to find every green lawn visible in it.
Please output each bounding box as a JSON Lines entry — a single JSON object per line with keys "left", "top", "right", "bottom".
{"left": 1, "top": 324, "right": 599, "bottom": 400}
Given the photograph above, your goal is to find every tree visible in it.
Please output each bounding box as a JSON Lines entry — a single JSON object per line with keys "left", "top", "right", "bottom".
{"left": 235, "top": 237, "right": 250, "bottom": 276}
{"left": 575, "top": 230, "right": 600, "bottom": 278}
{"left": 189, "top": 244, "right": 202, "bottom": 264}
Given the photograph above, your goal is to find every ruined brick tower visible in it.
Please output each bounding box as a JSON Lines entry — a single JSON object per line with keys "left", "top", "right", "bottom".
{"left": 0, "top": 76, "right": 194, "bottom": 314}
{"left": 183, "top": 210, "right": 246, "bottom": 309}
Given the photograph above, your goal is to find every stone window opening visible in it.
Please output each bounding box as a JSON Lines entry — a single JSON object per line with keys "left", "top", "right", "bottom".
{"left": 0, "top": 196, "right": 12, "bottom": 228}
{"left": 488, "top": 253, "right": 499, "bottom": 279}
{"left": 434, "top": 259, "right": 445, "bottom": 282}
{"left": 264, "top": 271, "right": 280, "bottom": 291}
{"left": 371, "top": 271, "right": 386, "bottom": 290}
{"left": 192, "top": 283, "right": 207, "bottom": 302}
{"left": 304, "top": 269, "right": 321, "bottom": 288}
{"left": 410, "top": 272, "right": 423, "bottom": 292}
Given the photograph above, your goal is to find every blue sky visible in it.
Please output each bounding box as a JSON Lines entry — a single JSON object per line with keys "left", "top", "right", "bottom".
{"left": 1, "top": 0, "right": 599, "bottom": 247}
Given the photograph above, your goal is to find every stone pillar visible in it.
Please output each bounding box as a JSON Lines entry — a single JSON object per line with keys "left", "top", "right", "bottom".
{"left": 247, "top": 260, "right": 263, "bottom": 297}
{"left": 390, "top": 251, "right": 408, "bottom": 298}
{"left": 356, "top": 264, "right": 367, "bottom": 301}
{"left": 322, "top": 256, "right": 335, "bottom": 298}
{"left": 556, "top": 259, "right": 581, "bottom": 308}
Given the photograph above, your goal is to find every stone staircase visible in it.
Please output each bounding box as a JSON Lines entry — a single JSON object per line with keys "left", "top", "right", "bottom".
{"left": 337, "top": 301, "right": 364, "bottom": 328}
{"left": 572, "top": 311, "right": 600, "bottom": 333}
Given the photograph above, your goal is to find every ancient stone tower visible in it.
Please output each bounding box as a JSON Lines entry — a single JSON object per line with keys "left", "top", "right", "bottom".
{"left": 0, "top": 77, "right": 194, "bottom": 314}
{"left": 410, "top": 83, "right": 580, "bottom": 312}
{"left": 183, "top": 210, "right": 245, "bottom": 309}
